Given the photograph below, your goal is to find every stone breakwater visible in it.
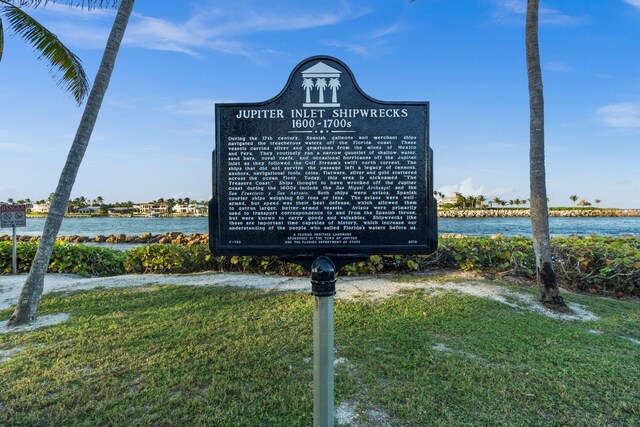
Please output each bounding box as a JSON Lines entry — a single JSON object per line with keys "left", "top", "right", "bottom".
{"left": 0, "top": 232, "right": 209, "bottom": 245}
{"left": 438, "top": 209, "right": 640, "bottom": 218}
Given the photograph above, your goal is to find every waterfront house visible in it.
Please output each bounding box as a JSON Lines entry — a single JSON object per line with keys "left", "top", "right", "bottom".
{"left": 135, "top": 202, "right": 170, "bottom": 217}
{"left": 76, "top": 206, "right": 102, "bottom": 214}
{"left": 173, "top": 203, "right": 199, "bottom": 215}
{"left": 108, "top": 207, "right": 138, "bottom": 216}
{"left": 30, "top": 203, "right": 50, "bottom": 214}
{"left": 577, "top": 200, "right": 592, "bottom": 207}
{"left": 437, "top": 195, "right": 458, "bottom": 208}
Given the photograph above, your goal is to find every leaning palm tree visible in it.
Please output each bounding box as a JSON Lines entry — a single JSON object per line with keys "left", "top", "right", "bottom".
{"left": 526, "top": 0, "right": 567, "bottom": 308}
{"left": 0, "top": 0, "right": 89, "bottom": 104}
{"left": 315, "top": 78, "right": 327, "bottom": 103}
{"left": 569, "top": 194, "right": 579, "bottom": 205}
{"left": 8, "top": 0, "right": 135, "bottom": 328}
{"left": 328, "top": 77, "right": 340, "bottom": 103}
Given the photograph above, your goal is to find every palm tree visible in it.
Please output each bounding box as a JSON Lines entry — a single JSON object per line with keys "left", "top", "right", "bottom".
{"left": 493, "top": 197, "right": 504, "bottom": 208}
{"left": 0, "top": 0, "right": 89, "bottom": 104}
{"left": 466, "top": 195, "right": 477, "bottom": 209}
{"left": 594, "top": 198, "right": 601, "bottom": 207}
{"left": 477, "top": 195, "right": 487, "bottom": 208}
{"left": 328, "top": 78, "right": 340, "bottom": 103}
{"left": 8, "top": 0, "right": 135, "bottom": 328}
{"left": 526, "top": 0, "right": 566, "bottom": 309}
{"left": 302, "top": 78, "right": 314, "bottom": 103}
{"left": 569, "top": 194, "right": 579, "bottom": 205}
{"left": 166, "top": 198, "right": 175, "bottom": 216}
{"left": 315, "top": 78, "right": 327, "bottom": 103}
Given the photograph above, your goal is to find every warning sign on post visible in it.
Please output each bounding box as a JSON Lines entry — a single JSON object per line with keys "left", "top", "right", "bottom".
{"left": 0, "top": 204, "right": 27, "bottom": 228}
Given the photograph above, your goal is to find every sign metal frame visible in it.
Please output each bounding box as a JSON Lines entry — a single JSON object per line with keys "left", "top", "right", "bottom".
{"left": 210, "top": 55, "right": 437, "bottom": 258}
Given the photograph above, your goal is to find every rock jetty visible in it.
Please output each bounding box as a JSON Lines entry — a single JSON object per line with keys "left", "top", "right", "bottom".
{"left": 438, "top": 209, "right": 640, "bottom": 218}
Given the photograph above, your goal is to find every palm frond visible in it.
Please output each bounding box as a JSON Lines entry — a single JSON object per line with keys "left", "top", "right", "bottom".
{"left": 1, "top": 0, "right": 89, "bottom": 103}
{"left": 4, "top": 1, "right": 119, "bottom": 10}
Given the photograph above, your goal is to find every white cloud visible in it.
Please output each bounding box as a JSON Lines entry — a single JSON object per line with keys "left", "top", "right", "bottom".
{"left": 324, "top": 19, "right": 405, "bottom": 57}
{"left": 0, "top": 142, "right": 36, "bottom": 154}
{"left": 324, "top": 40, "right": 372, "bottom": 56}
{"left": 545, "top": 61, "right": 572, "bottom": 72}
{"left": 623, "top": 0, "right": 640, "bottom": 10}
{"left": 492, "top": 0, "right": 584, "bottom": 26}
{"left": 161, "top": 99, "right": 220, "bottom": 116}
{"left": 438, "top": 177, "right": 486, "bottom": 196}
{"left": 32, "top": 3, "right": 115, "bottom": 18}
{"left": 369, "top": 23, "right": 404, "bottom": 39}
{"left": 597, "top": 103, "right": 640, "bottom": 128}
{"left": 33, "top": 3, "right": 368, "bottom": 57}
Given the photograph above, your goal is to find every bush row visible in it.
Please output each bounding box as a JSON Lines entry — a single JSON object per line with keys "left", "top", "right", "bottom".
{"left": 1, "top": 236, "right": 638, "bottom": 295}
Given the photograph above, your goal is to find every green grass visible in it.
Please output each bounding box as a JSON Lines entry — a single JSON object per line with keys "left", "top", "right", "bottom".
{"left": 0, "top": 279, "right": 638, "bottom": 426}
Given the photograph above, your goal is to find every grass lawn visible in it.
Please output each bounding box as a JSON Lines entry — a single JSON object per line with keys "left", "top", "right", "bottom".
{"left": 0, "top": 276, "right": 638, "bottom": 426}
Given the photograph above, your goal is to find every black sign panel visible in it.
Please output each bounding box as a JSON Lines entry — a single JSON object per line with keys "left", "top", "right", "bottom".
{"left": 210, "top": 56, "right": 436, "bottom": 257}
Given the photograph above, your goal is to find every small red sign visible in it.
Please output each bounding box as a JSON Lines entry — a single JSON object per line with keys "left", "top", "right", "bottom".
{"left": 0, "top": 204, "right": 27, "bottom": 228}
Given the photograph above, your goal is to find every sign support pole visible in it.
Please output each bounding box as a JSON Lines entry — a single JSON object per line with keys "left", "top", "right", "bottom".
{"left": 12, "top": 225, "right": 17, "bottom": 275}
{"left": 311, "top": 256, "right": 336, "bottom": 427}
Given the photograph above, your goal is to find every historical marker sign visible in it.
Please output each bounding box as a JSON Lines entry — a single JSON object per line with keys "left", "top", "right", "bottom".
{"left": 210, "top": 56, "right": 436, "bottom": 257}
{"left": 1, "top": 204, "right": 27, "bottom": 228}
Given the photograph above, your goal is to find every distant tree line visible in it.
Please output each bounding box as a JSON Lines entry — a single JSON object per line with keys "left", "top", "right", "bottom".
{"left": 434, "top": 191, "right": 529, "bottom": 209}
{"left": 3, "top": 195, "right": 208, "bottom": 214}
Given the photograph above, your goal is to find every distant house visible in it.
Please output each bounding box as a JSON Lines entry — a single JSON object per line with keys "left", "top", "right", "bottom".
{"left": 30, "top": 203, "right": 50, "bottom": 213}
{"left": 135, "top": 203, "right": 170, "bottom": 217}
{"left": 577, "top": 200, "right": 592, "bottom": 207}
{"left": 108, "top": 207, "right": 137, "bottom": 216}
{"left": 437, "top": 195, "right": 458, "bottom": 208}
{"left": 76, "top": 206, "right": 102, "bottom": 214}
{"left": 195, "top": 203, "right": 208, "bottom": 215}
{"left": 173, "top": 203, "right": 199, "bottom": 215}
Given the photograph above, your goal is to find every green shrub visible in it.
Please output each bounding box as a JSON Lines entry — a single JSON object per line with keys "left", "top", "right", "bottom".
{"left": 0, "top": 242, "right": 125, "bottom": 276}
{"left": 123, "top": 244, "right": 214, "bottom": 273}
{"left": 1, "top": 237, "right": 638, "bottom": 295}
{"left": 552, "top": 236, "right": 640, "bottom": 295}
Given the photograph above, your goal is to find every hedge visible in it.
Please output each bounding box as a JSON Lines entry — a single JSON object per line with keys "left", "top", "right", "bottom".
{"left": 1, "top": 236, "right": 638, "bottom": 296}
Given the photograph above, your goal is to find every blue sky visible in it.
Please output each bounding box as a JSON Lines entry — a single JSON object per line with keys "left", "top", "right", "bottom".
{"left": 1, "top": 0, "right": 639, "bottom": 208}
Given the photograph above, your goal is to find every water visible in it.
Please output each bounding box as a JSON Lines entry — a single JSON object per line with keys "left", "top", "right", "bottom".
{"left": 5, "top": 216, "right": 638, "bottom": 238}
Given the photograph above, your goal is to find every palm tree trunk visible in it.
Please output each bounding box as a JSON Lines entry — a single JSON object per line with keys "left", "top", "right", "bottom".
{"left": 526, "top": 0, "right": 567, "bottom": 308}
{"left": 7, "top": 0, "right": 135, "bottom": 327}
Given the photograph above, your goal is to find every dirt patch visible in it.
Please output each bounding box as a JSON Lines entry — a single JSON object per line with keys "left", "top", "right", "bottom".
{"left": 1, "top": 313, "right": 70, "bottom": 334}
{"left": 0, "top": 346, "right": 26, "bottom": 362}
{"left": 620, "top": 336, "right": 640, "bottom": 346}
{"left": 431, "top": 343, "right": 487, "bottom": 364}
{"left": 335, "top": 400, "right": 397, "bottom": 426}
{"left": 0, "top": 272, "right": 599, "bottom": 324}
